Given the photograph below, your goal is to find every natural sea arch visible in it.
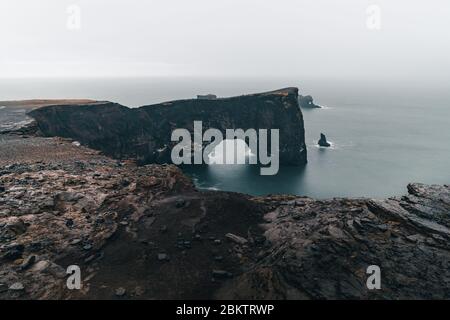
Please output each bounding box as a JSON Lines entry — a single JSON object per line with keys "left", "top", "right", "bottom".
{"left": 207, "top": 139, "right": 255, "bottom": 165}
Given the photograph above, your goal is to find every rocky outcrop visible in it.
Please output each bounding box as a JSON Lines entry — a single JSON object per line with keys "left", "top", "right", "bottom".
{"left": 318, "top": 133, "right": 331, "bottom": 147}
{"left": 299, "top": 95, "right": 321, "bottom": 108}
{"left": 0, "top": 135, "right": 449, "bottom": 299}
{"left": 28, "top": 88, "right": 307, "bottom": 166}
{"left": 217, "top": 183, "right": 450, "bottom": 299}
{"left": 0, "top": 137, "right": 263, "bottom": 299}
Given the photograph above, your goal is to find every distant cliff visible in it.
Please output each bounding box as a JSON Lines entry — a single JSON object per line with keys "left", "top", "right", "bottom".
{"left": 28, "top": 88, "right": 307, "bottom": 165}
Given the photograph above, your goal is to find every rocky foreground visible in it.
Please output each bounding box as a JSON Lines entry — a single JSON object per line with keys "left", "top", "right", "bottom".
{"left": 0, "top": 134, "right": 449, "bottom": 299}
{"left": 0, "top": 100, "right": 97, "bottom": 133}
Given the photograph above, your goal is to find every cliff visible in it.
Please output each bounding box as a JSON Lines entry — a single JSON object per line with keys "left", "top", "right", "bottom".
{"left": 28, "top": 88, "right": 307, "bottom": 166}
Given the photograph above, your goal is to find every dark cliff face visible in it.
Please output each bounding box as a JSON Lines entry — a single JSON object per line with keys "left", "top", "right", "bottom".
{"left": 29, "top": 88, "right": 307, "bottom": 166}
{"left": 1, "top": 135, "right": 449, "bottom": 299}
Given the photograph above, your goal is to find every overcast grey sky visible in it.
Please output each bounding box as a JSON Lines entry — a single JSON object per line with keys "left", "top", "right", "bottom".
{"left": 0, "top": 0, "right": 449, "bottom": 81}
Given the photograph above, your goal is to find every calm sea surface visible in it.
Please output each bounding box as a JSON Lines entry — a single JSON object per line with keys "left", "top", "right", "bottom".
{"left": 1, "top": 77, "right": 449, "bottom": 198}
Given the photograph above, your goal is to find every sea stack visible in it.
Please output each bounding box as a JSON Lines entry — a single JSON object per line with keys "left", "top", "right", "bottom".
{"left": 318, "top": 133, "right": 331, "bottom": 147}
{"left": 299, "top": 95, "right": 321, "bottom": 108}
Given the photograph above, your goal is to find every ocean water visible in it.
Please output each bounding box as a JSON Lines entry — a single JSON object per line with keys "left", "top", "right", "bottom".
{"left": 1, "top": 77, "right": 449, "bottom": 198}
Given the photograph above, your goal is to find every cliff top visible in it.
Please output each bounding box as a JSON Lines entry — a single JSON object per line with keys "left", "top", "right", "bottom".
{"left": 0, "top": 99, "right": 98, "bottom": 110}
{"left": 141, "top": 87, "right": 300, "bottom": 108}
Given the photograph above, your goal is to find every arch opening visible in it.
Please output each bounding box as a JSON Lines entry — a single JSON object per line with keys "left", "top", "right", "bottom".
{"left": 207, "top": 139, "right": 255, "bottom": 165}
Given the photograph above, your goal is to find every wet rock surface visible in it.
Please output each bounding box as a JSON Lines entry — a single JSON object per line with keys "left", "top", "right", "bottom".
{"left": 0, "top": 133, "right": 449, "bottom": 299}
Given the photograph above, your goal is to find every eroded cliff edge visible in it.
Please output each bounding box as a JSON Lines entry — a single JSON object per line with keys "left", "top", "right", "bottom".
{"left": 28, "top": 88, "right": 307, "bottom": 166}
{"left": 0, "top": 135, "right": 449, "bottom": 299}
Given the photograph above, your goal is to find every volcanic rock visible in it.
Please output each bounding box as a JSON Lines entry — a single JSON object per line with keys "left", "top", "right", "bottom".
{"left": 299, "top": 95, "right": 321, "bottom": 108}
{"left": 20, "top": 255, "right": 36, "bottom": 271}
{"left": 225, "top": 233, "right": 248, "bottom": 245}
{"left": 0, "top": 132, "right": 449, "bottom": 300}
{"left": 318, "top": 133, "right": 331, "bottom": 147}
{"left": 9, "top": 282, "right": 24, "bottom": 291}
{"left": 28, "top": 88, "right": 307, "bottom": 166}
{"left": 115, "top": 287, "right": 126, "bottom": 297}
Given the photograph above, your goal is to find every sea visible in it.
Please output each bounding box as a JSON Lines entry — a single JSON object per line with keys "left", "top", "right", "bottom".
{"left": 1, "top": 76, "right": 449, "bottom": 198}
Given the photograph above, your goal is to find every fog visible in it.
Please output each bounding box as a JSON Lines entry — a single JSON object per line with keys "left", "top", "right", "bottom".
{"left": 1, "top": 0, "right": 449, "bottom": 82}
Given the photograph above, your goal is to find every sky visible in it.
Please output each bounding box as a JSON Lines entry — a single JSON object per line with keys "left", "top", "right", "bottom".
{"left": 0, "top": 0, "right": 449, "bottom": 81}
